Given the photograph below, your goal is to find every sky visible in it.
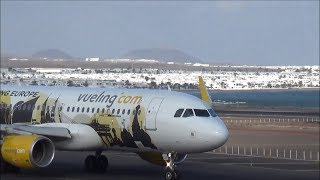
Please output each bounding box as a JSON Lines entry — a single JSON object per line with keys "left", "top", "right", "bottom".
{"left": 1, "top": 1, "right": 319, "bottom": 65}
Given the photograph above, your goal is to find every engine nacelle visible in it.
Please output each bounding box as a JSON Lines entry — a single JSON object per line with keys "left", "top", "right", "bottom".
{"left": 1, "top": 135, "right": 55, "bottom": 168}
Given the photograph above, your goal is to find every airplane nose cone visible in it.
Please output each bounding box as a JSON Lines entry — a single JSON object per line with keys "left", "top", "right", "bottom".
{"left": 212, "top": 125, "right": 229, "bottom": 148}
{"left": 201, "top": 117, "right": 229, "bottom": 151}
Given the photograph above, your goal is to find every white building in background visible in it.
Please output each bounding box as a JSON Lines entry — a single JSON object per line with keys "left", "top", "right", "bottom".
{"left": 193, "top": 63, "right": 210, "bottom": 67}
{"left": 136, "top": 59, "right": 159, "bottom": 63}
{"left": 85, "top": 58, "right": 100, "bottom": 61}
{"left": 35, "top": 68, "right": 63, "bottom": 73}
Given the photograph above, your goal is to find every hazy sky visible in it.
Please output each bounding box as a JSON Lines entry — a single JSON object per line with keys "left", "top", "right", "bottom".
{"left": 1, "top": 1, "right": 319, "bottom": 65}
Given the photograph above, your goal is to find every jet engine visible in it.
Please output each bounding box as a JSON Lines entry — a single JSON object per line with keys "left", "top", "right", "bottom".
{"left": 1, "top": 135, "right": 55, "bottom": 169}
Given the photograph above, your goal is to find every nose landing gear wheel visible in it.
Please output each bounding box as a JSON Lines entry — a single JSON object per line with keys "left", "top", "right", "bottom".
{"left": 164, "top": 168, "right": 179, "bottom": 180}
{"left": 163, "top": 152, "right": 180, "bottom": 180}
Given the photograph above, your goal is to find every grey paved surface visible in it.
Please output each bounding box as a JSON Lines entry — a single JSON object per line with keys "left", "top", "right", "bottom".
{"left": 1, "top": 126, "right": 319, "bottom": 180}
{"left": 1, "top": 151, "right": 319, "bottom": 180}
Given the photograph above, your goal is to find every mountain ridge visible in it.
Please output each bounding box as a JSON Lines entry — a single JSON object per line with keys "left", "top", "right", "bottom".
{"left": 32, "top": 49, "right": 73, "bottom": 59}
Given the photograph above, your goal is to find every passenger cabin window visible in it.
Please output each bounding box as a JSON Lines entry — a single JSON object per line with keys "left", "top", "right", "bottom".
{"left": 182, "top": 109, "right": 194, "bottom": 117}
{"left": 174, "top": 109, "right": 184, "bottom": 117}
{"left": 194, "top": 109, "right": 210, "bottom": 117}
{"left": 208, "top": 109, "right": 217, "bottom": 117}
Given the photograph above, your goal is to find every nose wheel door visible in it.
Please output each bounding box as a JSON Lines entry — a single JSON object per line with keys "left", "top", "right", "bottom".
{"left": 145, "top": 98, "right": 163, "bottom": 130}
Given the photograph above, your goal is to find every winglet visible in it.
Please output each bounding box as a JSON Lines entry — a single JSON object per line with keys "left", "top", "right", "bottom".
{"left": 198, "top": 76, "right": 213, "bottom": 105}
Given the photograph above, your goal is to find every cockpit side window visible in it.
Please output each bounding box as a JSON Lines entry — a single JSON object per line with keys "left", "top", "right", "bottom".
{"left": 208, "top": 109, "right": 217, "bottom": 117}
{"left": 194, "top": 109, "right": 210, "bottom": 117}
{"left": 174, "top": 109, "right": 184, "bottom": 117}
{"left": 182, "top": 109, "right": 194, "bottom": 117}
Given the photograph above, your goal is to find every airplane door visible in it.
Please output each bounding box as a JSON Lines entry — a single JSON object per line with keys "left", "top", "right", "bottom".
{"left": 145, "top": 98, "right": 163, "bottom": 130}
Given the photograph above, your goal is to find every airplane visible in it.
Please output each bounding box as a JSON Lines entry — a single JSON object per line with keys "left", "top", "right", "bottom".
{"left": 0, "top": 76, "right": 229, "bottom": 180}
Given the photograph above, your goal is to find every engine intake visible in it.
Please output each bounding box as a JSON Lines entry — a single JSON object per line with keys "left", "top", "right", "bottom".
{"left": 1, "top": 135, "right": 55, "bottom": 168}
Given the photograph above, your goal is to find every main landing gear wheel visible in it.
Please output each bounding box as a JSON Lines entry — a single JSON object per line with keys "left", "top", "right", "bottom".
{"left": 84, "top": 152, "right": 108, "bottom": 173}
{"left": 163, "top": 153, "right": 180, "bottom": 180}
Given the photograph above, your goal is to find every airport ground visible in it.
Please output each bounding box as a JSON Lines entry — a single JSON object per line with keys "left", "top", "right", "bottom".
{"left": 1, "top": 151, "right": 319, "bottom": 180}
{"left": 1, "top": 118, "right": 319, "bottom": 180}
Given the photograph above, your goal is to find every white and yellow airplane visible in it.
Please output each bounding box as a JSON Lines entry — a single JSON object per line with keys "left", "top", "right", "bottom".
{"left": 0, "top": 77, "right": 228, "bottom": 180}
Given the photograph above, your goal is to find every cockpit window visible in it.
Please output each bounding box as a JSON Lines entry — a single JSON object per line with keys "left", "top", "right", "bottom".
{"left": 208, "top": 109, "right": 217, "bottom": 117}
{"left": 194, "top": 109, "right": 210, "bottom": 117}
{"left": 174, "top": 109, "right": 184, "bottom": 117}
{"left": 182, "top": 109, "right": 194, "bottom": 117}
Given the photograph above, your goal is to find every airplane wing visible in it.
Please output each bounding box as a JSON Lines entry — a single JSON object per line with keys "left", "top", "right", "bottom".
{"left": 0, "top": 124, "right": 72, "bottom": 140}
{"left": 198, "top": 76, "right": 213, "bottom": 105}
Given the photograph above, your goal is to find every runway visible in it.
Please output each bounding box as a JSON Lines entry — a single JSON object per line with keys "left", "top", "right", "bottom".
{"left": 1, "top": 151, "right": 319, "bottom": 180}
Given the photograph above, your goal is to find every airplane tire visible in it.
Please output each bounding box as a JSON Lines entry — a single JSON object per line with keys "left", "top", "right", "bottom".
{"left": 85, "top": 155, "right": 97, "bottom": 172}
{"left": 97, "top": 155, "right": 108, "bottom": 173}
{"left": 164, "top": 168, "right": 178, "bottom": 180}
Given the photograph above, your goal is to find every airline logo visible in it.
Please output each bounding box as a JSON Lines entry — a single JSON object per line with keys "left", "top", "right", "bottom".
{"left": 77, "top": 92, "right": 142, "bottom": 108}
{"left": 0, "top": 90, "right": 39, "bottom": 98}
{"left": 3, "top": 148, "right": 26, "bottom": 154}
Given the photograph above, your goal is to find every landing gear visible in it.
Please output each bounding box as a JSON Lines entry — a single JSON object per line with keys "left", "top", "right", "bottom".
{"left": 163, "top": 153, "right": 180, "bottom": 180}
{"left": 164, "top": 168, "right": 179, "bottom": 180}
{"left": 84, "top": 151, "right": 108, "bottom": 173}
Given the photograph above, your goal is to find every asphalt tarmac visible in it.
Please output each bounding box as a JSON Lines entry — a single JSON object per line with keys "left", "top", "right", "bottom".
{"left": 1, "top": 151, "right": 319, "bottom": 180}
{"left": 1, "top": 122, "right": 319, "bottom": 180}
